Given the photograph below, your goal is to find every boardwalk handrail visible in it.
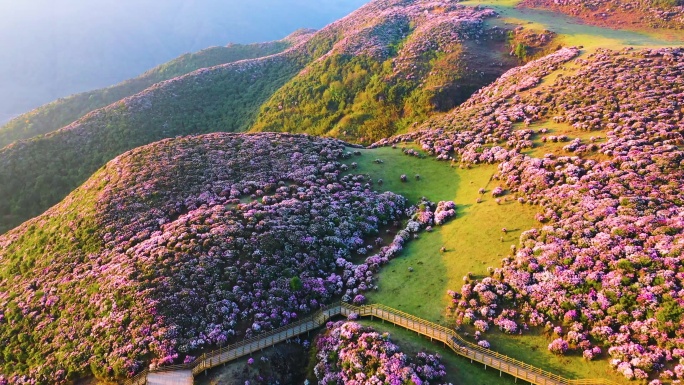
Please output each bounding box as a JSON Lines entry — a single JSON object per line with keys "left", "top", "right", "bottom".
{"left": 122, "top": 302, "right": 620, "bottom": 385}
{"left": 347, "top": 303, "right": 620, "bottom": 385}
{"left": 122, "top": 302, "right": 341, "bottom": 385}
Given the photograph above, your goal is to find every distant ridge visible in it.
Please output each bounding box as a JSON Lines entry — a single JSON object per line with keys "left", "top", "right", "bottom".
{"left": 0, "top": 30, "right": 316, "bottom": 234}
{"left": 0, "top": 37, "right": 296, "bottom": 149}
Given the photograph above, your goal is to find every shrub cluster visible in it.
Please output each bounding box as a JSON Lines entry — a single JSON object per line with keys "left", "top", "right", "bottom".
{"left": 314, "top": 321, "right": 447, "bottom": 384}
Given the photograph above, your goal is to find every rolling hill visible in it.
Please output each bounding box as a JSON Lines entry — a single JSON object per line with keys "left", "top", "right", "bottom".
{"left": 371, "top": 45, "right": 684, "bottom": 382}
{"left": 0, "top": 31, "right": 315, "bottom": 235}
{"left": 250, "top": 2, "right": 555, "bottom": 143}
{"left": 0, "top": 0, "right": 551, "bottom": 235}
{"left": 2, "top": 0, "right": 684, "bottom": 384}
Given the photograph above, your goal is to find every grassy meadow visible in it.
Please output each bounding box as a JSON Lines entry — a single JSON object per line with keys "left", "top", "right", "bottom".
{"left": 342, "top": 144, "right": 629, "bottom": 382}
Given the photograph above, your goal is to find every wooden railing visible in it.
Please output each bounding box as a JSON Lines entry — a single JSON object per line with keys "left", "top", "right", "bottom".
{"left": 350, "top": 303, "right": 620, "bottom": 385}
{"left": 122, "top": 303, "right": 340, "bottom": 384}
{"left": 122, "top": 302, "right": 620, "bottom": 385}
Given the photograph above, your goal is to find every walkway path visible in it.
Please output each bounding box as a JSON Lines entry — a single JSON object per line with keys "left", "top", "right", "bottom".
{"left": 356, "top": 304, "right": 618, "bottom": 385}
{"left": 123, "top": 302, "right": 619, "bottom": 385}
{"left": 146, "top": 370, "right": 193, "bottom": 385}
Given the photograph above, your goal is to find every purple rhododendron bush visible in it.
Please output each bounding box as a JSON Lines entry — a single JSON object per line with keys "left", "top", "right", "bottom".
{"left": 0, "top": 133, "right": 417, "bottom": 384}
{"left": 377, "top": 47, "right": 684, "bottom": 380}
{"left": 314, "top": 321, "right": 447, "bottom": 384}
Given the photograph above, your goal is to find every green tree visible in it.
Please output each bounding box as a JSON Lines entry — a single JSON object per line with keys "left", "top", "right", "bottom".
{"left": 514, "top": 43, "right": 528, "bottom": 61}
{"left": 290, "top": 276, "right": 303, "bottom": 291}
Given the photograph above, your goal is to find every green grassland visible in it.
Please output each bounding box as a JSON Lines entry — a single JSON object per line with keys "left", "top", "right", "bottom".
{"left": 346, "top": 146, "right": 462, "bottom": 204}
{"left": 344, "top": 146, "right": 632, "bottom": 383}
{"left": 484, "top": 329, "right": 632, "bottom": 384}
{"left": 345, "top": 146, "right": 539, "bottom": 324}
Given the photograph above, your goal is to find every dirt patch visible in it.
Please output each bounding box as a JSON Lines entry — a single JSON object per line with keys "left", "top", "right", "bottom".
{"left": 519, "top": 0, "right": 684, "bottom": 31}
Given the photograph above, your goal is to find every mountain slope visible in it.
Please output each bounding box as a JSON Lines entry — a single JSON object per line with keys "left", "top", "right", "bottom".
{"left": 375, "top": 46, "right": 684, "bottom": 380}
{"left": 0, "top": 0, "right": 552, "bottom": 235}
{"left": 0, "top": 132, "right": 410, "bottom": 384}
{"left": 0, "top": 39, "right": 292, "bottom": 149}
{"left": 250, "top": 2, "right": 555, "bottom": 143}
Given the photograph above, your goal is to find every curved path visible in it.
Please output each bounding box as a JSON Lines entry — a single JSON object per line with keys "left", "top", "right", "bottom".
{"left": 124, "top": 302, "right": 619, "bottom": 385}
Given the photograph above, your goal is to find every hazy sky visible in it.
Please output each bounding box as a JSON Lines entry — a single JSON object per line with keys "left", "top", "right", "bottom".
{"left": 0, "top": 0, "right": 369, "bottom": 123}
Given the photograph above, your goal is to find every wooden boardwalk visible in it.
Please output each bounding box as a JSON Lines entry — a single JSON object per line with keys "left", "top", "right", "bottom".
{"left": 123, "top": 302, "right": 619, "bottom": 385}
{"left": 355, "top": 304, "right": 618, "bottom": 385}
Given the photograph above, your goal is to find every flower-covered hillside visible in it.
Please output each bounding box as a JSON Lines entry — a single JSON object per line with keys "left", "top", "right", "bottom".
{"left": 521, "top": 0, "right": 684, "bottom": 30}
{"left": 251, "top": 0, "right": 556, "bottom": 144}
{"left": 375, "top": 47, "right": 684, "bottom": 379}
{"left": 0, "top": 133, "right": 417, "bottom": 384}
{"left": 372, "top": 46, "right": 582, "bottom": 156}
{"left": 314, "top": 321, "right": 447, "bottom": 384}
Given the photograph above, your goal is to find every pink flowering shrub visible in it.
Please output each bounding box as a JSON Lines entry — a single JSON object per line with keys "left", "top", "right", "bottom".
{"left": 583, "top": 346, "right": 602, "bottom": 361}
{"left": 548, "top": 338, "right": 569, "bottom": 355}
{"left": 314, "top": 321, "right": 447, "bottom": 384}
{"left": 434, "top": 201, "right": 457, "bottom": 225}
